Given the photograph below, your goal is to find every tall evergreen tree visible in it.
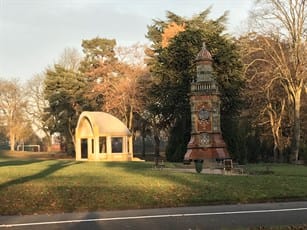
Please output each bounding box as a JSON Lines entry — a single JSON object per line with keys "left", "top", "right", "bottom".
{"left": 80, "top": 37, "right": 117, "bottom": 75}
{"left": 44, "top": 65, "right": 89, "bottom": 155}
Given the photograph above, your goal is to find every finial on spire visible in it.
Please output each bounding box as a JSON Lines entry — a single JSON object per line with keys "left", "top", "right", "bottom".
{"left": 202, "top": 42, "right": 206, "bottom": 49}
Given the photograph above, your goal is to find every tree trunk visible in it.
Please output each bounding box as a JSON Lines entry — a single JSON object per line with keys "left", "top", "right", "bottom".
{"left": 68, "top": 117, "right": 75, "bottom": 146}
{"left": 46, "top": 135, "right": 52, "bottom": 152}
{"left": 267, "top": 99, "right": 285, "bottom": 162}
{"left": 9, "top": 131, "right": 15, "bottom": 151}
{"left": 291, "top": 89, "right": 301, "bottom": 163}
{"left": 153, "top": 125, "right": 160, "bottom": 157}
{"left": 128, "top": 105, "right": 133, "bottom": 131}
{"left": 270, "top": 115, "right": 279, "bottom": 162}
{"left": 141, "top": 133, "right": 146, "bottom": 157}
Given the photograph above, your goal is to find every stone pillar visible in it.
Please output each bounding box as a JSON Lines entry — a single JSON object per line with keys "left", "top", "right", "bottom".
{"left": 107, "top": 136, "right": 112, "bottom": 160}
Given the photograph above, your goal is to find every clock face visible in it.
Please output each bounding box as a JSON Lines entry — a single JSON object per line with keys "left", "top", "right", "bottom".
{"left": 198, "top": 108, "right": 210, "bottom": 121}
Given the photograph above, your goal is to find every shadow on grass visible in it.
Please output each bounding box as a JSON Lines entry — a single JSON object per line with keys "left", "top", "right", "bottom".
{"left": 0, "top": 160, "right": 82, "bottom": 190}
{"left": 101, "top": 161, "right": 208, "bottom": 190}
{"left": 102, "top": 161, "right": 152, "bottom": 170}
{"left": 0, "top": 159, "right": 42, "bottom": 167}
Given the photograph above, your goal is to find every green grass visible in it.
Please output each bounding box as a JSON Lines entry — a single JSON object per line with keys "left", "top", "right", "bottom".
{"left": 0, "top": 153, "right": 307, "bottom": 215}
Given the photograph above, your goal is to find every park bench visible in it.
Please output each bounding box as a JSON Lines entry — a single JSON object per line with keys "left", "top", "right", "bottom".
{"left": 223, "top": 158, "right": 233, "bottom": 172}
{"left": 215, "top": 158, "right": 244, "bottom": 174}
{"left": 152, "top": 157, "right": 165, "bottom": 170}
{"left": 232, "top": 162, "right": 245, "bottom": 174}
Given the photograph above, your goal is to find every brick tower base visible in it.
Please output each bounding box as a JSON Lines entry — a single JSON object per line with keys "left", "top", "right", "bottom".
{"left": 184, "top": 134, "right": 229, "bottom": 162}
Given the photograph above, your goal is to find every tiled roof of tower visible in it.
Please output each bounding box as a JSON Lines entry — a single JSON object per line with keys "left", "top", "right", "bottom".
{"left": 196, "top": 42, "right": 212, "bottom": 62}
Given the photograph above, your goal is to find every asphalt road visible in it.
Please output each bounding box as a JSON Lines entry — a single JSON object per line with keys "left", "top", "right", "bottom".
{"left": 0, "top": 201, "right": 307, "bottom": 229}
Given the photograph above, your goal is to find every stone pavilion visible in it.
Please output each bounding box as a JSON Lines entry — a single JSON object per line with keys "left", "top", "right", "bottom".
{"left": 75, "top": 111, "right": 133, "bottom": 161}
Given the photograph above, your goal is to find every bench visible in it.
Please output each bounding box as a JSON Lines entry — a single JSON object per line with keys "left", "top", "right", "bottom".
{"left": 232, "top": 162, "right": 245, "bottom": 174}
{"left": 223, "top": 159, "right": 233, "bottom": 172}
{"left": 216, "top": 158, "right": 244, "bottom": 174}
{"left": 153, "top": 157, "right": 165, "bottom": 170}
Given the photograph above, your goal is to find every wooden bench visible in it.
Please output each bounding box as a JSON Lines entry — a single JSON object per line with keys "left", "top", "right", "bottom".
{"left": 153, "top": 157, "right": 165, "bottom": 170}
{"left": 232, "top": 162, "right": 245, "bottom": 174}
{"left": 223, "top": 159, "right": 233, "bottom": 172}
{"left": 216, "top": 158, "right": 244, "bottom": 174}
{"left": 224, "top": 160, "right": 245, "bottom": 174}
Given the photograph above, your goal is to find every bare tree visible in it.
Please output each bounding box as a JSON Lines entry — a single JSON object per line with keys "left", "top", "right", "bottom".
{"left": 90, "top": 62, "right": 149, "bottom": 131}
{"left": 57, "top": 47, "right": 82, "bottom": 71}
{"left": 0, "top": 79, "right": 29, "bottom": 151}
{"left": 247, "top": 0, "right": 306, "bottom": 162}
{"left": 239, "top": 34, "right": 290, "bottom": 161}
{"left": 26, "top": 73, "right": 52, "bottom": 151}
{"left": 86, "top": 43, "right": 149, "bottom": 132}
{"left": 115, "top": 42, "right": 148, "bottom": 67}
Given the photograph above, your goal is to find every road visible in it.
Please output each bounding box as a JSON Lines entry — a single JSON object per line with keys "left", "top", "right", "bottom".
{"left": 0, "top": 201, "right": 307, "bottom": 229}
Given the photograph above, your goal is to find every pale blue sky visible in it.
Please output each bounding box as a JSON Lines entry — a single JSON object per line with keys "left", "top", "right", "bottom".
{"left": 0, "top": 0, "right": 253, "bottom": 80}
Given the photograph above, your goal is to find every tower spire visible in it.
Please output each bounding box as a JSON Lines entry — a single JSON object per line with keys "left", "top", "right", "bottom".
{"left": 196, "top": 41, "right": 212, "bottom": 62}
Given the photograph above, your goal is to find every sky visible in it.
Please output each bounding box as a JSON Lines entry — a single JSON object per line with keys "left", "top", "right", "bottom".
{"left": 0, "top": 0, "right": 253, "bottom": 81}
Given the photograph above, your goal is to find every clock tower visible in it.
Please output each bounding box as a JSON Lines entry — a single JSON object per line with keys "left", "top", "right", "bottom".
{"left": 184, "top": 43, "right": 229, "bottom": 162}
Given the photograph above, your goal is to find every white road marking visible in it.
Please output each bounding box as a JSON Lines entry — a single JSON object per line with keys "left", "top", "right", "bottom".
{"left": 1, "top": 207, "right": 307, "bottom": 228}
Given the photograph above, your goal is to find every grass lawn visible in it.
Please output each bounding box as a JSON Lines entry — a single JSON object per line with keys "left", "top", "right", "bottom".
{"left": 0, "top": 151, "right": 307, "bottom": 215}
